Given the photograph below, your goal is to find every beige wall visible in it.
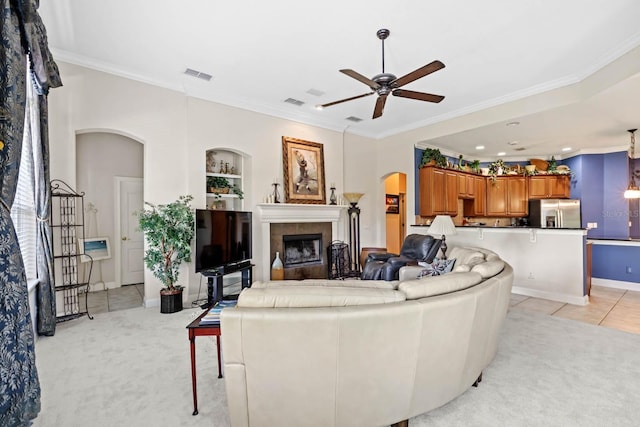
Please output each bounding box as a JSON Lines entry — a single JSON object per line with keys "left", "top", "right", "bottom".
{"left": 47, "top": 62, "right": 403, "bottom": 306}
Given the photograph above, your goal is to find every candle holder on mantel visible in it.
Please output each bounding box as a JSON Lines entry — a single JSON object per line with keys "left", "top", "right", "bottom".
{"left": 272, "top": 182, "right": 281, "bottom": 203}
{"left": 343, "top": 192, "right": 364, "bottom": 273}
{"left": 329, "top": 186, "right": 337, "bottom": 205}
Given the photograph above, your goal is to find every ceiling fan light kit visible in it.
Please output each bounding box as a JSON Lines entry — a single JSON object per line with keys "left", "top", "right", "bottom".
{"left": 319, "top": 28, "right": 445, "bottom": 119}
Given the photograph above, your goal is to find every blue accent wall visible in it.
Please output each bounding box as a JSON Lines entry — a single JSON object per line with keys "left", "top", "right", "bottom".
{"left": 592, "top": 244, "right": 640, "bottom": 283}
{"left": 414, "top": 147, "right": 422, "bottom": 215}
{"left": 602, "top": 151, "right": 629, "bottom": 239}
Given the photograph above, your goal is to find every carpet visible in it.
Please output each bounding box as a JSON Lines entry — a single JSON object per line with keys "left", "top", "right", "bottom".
{"left": 32, "top": 307, "right": 640, "bottom": 427}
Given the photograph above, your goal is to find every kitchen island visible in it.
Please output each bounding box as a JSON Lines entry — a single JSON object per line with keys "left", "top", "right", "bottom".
{"left": 410, "top": 225, "right": 589, "bottom": 305}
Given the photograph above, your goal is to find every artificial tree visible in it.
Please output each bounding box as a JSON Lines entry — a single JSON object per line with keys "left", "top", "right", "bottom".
{"left": 137, "top": 195, "right": 194, "bottom": 312}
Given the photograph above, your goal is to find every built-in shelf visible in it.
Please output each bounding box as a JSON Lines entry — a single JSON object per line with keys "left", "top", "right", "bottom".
{"left": 206, "top": 172, "right": 242, "bottom": 179}
{"left": 205, "top": 149, "right": 244, "bottom": 210}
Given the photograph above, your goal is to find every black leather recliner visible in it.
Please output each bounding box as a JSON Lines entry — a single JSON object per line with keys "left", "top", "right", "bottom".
{"left": 361, "top": 234, "right": 442, "bottom": 281}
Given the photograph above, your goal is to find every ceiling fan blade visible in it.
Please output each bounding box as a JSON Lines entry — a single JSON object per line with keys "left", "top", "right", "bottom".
{"left": 372, "top": 95, "right": 387, "bottom": 119}
{"left": 319, "top": 92, "right": 375, "bottom": 108}
{"left": 391, "top": 60, "right": 445, "bottom": 88}
{"left": 340, "top": 69, "right": 381, "bottom": 89}
{"left": 393, "top": 89, "right": 445, "bottom": 103}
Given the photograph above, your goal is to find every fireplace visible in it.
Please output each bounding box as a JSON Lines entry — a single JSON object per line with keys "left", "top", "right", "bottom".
{"left": 282, "top": 233, "right": 322, "bottom": 267}
{"left": 270, "top": 223, "right": 331, "bottom": 279}
{"left": 258, "top": 203, "right": 347, "bottom": 281}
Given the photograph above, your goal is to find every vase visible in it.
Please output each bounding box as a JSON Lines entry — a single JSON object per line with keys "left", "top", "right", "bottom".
{"left": 271, "top": 251, "right": 284, "bottom": 280}
{"left": 160, "top": 288, "right": 183, "bottom": 313}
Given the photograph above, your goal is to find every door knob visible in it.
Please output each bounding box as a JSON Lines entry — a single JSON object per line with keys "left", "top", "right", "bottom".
{"left": 122, "top": 236, "right": 128, "bottom": 241}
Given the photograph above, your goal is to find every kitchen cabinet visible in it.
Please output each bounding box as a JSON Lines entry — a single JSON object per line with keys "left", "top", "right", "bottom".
{"left": 463, "top": 175, "right": 486, "bottom": 216}
{"left": 528, "top": 175, "right": 570, "bottom": 199}
{"left": 486, "top": 176, "right": 528, "bottom": 217}
{"left": 457, "top": 172, "right": 475, "bottom": 199}
{"left": 419, "top": 166, "right": 458, "bottom": 216}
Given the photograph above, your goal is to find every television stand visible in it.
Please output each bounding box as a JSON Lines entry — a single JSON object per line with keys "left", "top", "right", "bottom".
{"left": 202, "top": 263, "right": 253, "bottom": 307}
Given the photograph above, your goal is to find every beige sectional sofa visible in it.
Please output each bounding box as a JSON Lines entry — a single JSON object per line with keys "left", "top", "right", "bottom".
{"left": 220, "top": 246, "right": 514, "bottom": 427}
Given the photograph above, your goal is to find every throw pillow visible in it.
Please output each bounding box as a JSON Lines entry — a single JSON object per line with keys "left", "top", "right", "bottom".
{"left": 417, "top": 258, "right": 456, "bottom": 278}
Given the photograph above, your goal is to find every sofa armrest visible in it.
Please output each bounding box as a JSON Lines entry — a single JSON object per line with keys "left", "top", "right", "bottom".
{"left": 398, "top": 266, "right": 426, "bottom": 282}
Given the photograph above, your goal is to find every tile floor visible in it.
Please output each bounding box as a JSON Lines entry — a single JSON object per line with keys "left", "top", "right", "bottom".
{"left": 510, "top": 285, "right": 640, "bottom": 335}
{"left": 85, "top": 284, "right": 145, "bottom": 314}
{"left": 86, "top": 283, "right": 640, "bottom": 335}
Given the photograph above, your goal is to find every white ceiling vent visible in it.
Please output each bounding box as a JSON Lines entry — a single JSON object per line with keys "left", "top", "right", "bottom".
{"left": 346, "top": 116, "right": 363, "bottom": 122}
{"left": 184, "top": 68, "right": 213, "bottom": 81}
{"left": 284, "top": 98, "right": 305, "bottom": 106}
{"left": 306, "top": 88, "right": 325, "bottom": 97}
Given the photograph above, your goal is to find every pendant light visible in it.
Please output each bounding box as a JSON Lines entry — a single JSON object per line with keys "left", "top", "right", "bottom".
{"left": 624, "top": 128, "right": 640, "bottom": 199}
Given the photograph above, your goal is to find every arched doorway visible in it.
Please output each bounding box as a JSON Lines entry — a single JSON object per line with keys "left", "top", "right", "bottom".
{"left": 76, "top": 131, "right": 144, "bottom": 310}
{"left": 384, "top": 172, "right": 407, "bottom": 254}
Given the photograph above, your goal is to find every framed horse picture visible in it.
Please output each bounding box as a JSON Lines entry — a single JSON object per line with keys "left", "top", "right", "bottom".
{"left": 282, "top": 136, "right": 326, "bottom": 204}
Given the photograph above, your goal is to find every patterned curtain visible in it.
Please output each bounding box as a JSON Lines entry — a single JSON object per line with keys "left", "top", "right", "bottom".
{"left": 0, "top": 0, "right": 60, "bottom": 425}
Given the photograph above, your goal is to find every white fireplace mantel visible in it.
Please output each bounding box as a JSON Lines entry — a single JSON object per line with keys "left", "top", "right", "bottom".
{"left": 257, "top": 203, "right": 347, "bottom": 280}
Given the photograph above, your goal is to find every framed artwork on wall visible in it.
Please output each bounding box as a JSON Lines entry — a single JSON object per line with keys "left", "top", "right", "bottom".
{"left": 78, "top": 237, "right": 112, "bottom": 263}
{"left": 386, "top": 194, "right": 399, "bottom": 214}
{"left": 282, "top": 136, "right": 326, "bottom": 204}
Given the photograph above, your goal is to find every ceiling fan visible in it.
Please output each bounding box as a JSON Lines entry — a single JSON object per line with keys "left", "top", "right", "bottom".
{"left": 318, "top": 29, "right": 445, "bottom": 119}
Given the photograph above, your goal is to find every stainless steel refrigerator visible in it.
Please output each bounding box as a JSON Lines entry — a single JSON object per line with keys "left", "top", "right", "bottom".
{"left": 528, "top": 199, "right": 581, "bottom": 228}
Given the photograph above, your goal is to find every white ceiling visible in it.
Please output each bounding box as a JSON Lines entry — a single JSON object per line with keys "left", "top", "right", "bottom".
{"left": 38, "top": 0, "right": 640, "bottom": 160}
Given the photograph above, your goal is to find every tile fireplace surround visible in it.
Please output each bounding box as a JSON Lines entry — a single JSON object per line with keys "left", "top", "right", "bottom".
{"left": 257, "top": 203, "right": 347, "bottom": 280}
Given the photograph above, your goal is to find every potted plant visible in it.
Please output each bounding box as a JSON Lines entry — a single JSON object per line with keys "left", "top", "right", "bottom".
{"left": 137, "top": 195, "right": 195, "bottom": 313}
{"left": 488, "top": 159, "right": 506, "bottom": 183}
{"left": 207, "top": 176, "right": 244, "bottom": 199}
{"left": 470, "top": 160, "right": 481, "bottom": 174}
{"left": 420, "top": 148, "right": 448, "bottom": 168}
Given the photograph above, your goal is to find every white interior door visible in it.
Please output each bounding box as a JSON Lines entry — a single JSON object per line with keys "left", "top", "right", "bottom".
{"left": 119, "top": 178, "right": 144, "bottom": 285}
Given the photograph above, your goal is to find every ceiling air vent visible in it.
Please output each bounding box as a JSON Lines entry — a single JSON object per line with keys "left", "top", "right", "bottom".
{"left": 306, "top": 88, "right": 325, "bottom": 97}
{"left": 184, "top": 68, "right": 213, "bottom": 81}
{"left": 346, "top": 116, "right": 363, "bottom": 123}
{"left": 514, "top": 147, "right": 526, "bottom": 151}
{"left": 284, "top": 98, "right": 305, "bottom": 106}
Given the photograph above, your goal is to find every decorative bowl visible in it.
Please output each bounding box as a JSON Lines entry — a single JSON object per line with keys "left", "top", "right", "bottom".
{"left": 525, "top": 165, "right": 536, "bottom": 173}
{"left": 529, "top": 159, "right": 549, "bottom": 171}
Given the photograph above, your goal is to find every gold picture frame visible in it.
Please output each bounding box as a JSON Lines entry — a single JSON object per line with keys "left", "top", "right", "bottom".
{"left": 282, "top": 136, "right": 326, "bottom": 204}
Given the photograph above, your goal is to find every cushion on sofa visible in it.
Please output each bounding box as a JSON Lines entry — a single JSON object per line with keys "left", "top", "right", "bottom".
{"left": 471, "top": 260, "right": 505, "bottom": 279}
{"left": 452, "top": 264, "right": 471, "bottom": 273}
{"left": 398, "top": 271, "right": 483, "bottom": 300}
{"left": 251, "top": 279, "right": 399, "bottom": 290}
{"left": 417, "top": 258, "right": 456, "bottom": 278}
{"left": 448, "top": 247, "right": 485, "bottom": 267}
{"left": 237, "top": 286, "right": 406, "bottom": 308}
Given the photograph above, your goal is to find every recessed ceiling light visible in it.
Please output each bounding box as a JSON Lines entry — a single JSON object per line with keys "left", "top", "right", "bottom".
{"left": 497, "top": 152, "right": 506, "bottom": 156}
{"left": 475, "top": 145, "right": 485, "bottom": 150}
{"left": 562, "top": 147, "right": 571, "bottom": 152}
{"left": 506, "top": 121, "right": 520, "bottom": 126}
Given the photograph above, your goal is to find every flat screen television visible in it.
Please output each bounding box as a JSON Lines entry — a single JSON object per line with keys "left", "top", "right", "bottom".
{"left": 195, "top": 209, "right": 252, "bottom": 273}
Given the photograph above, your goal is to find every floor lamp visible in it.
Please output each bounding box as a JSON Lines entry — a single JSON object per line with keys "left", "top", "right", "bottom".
{"left": 344, "top": 192, "right": 364, "bottom": 273}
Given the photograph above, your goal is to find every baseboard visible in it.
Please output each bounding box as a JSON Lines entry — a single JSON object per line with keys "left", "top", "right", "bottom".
{"left": 144, "top": 296, "right": 159, "bottom": 308}
{"left": 592, "top": 278, "right": 640, "bottom": 292}
{"left": 512, "top": 286, "right": 589, "bottom": 306}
